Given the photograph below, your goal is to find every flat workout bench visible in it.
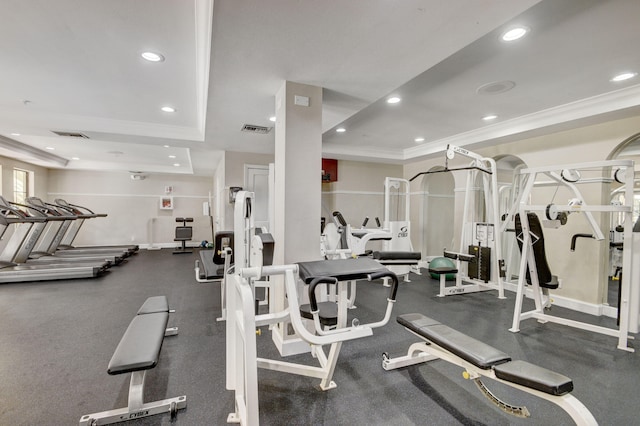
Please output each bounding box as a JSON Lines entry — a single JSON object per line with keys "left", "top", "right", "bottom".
{"left": 383, "top": 313, "right": 597, "bottom": 425}
{"left": 79, "top": 296, "right": 186, "bottom": 425}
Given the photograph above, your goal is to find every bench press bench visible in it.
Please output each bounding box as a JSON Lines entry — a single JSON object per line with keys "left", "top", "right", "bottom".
{"left": 372, "top": 250, "right": 422, "bottom": 288}
{"left": 382, "top": 313, "right": 597, "bottom": 425}
{"left": 79, "top": 296, "right": 186, "bottom": 425}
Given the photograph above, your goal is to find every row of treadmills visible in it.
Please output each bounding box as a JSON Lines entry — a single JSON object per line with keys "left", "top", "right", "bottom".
{"left": 0, "top": 195, "right": 138, "bottom": 283}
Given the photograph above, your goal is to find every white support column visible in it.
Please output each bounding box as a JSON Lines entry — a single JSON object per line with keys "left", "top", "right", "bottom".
{"left": 272, "top": 81, "right": 323, "bottom": 356}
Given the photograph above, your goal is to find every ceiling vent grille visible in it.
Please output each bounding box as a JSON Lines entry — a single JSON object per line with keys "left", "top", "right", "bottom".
{"left": 51, "top": 130, "right": 89, "bottom": 138}
{"left": 241, "top": 124, "right": 272, "bottom": 134}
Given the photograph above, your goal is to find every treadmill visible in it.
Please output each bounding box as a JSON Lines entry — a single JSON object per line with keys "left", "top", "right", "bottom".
{"left": 0, "top": 197, "right": 105, "bottom": 282}
{"left": 53, "top": 198, "right": 138, "bottom": 254}
{"left": 13, "top": 201, "right": 119, "bottom": 267}
{"left": 25, "top": 197, "right": 131, "bottom": 259}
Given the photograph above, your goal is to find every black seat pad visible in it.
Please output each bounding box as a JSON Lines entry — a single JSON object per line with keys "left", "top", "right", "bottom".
{"left": 428, "top": 266, "right": 458, "bottom": 274}
{"left": 297, "top": 258, "right": 388, "bottom": 284}
{"left": 494, "top": 360, "right": 573, "bottom": 396}
{"left": 397, "top": 313, "right": 511, "bottom": 369}
{"left": 108, "top": 312, "right": 169, "bottom": 375}
{"left": 300, "top": 302, "right": 338, "bottom": 326}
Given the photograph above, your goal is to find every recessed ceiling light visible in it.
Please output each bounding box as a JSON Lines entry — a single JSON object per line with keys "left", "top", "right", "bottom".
{"left": 10, "top": 132, "right": 20, "bottom": 136}
{"left": 269, "top": 116, "right": 276, "bottom": 122}
{"left": 45, "top": 146, "right": 55, "bottom": 150}
{"left": 168, "top": 155, "right": 176, "bottom": 159}
{"left": 173, "top": 163, "right": 180, "bottom": 167}
{"left": 483, "top": 115, "right": 498, "bottom": 121}
{"left": 501, "top": 26, "right": 529, "bottom": 42}
{"left": 141, "top": 51, "right": 165, "bottom": 62}
{"left": 386, "top": 97, "right": 401, "bottom": 104}
{"left": 414, "top": 137, "right": 425, "bottom": 143}
{"left": 610, "top": 72, "right": 637, "bottom": 82}
{"left": 163, "top": 145, "right": 170, "bottom": 148}
{"left": 161, "top": 106, "right": 176, "bottom": 113}
{"left": 336, "top": 127, "right": 346, "bottom": 133}
{"left": 71, "top": 157, "right": 80, "bottom": 160}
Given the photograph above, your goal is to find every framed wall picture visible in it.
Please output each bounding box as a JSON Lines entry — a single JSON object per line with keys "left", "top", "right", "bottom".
{"left": 160, "top": 196, "right": 173, "bottom": 210}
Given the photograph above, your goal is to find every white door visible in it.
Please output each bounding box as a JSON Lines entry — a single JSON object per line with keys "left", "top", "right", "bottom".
{"left": 244, "top": 164, "right": 270, "bottom": 231}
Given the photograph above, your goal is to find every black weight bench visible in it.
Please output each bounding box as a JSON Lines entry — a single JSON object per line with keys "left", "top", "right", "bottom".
{"left": 79, "top": 297, "right": 186, "bottom": 425}
{"left": 173, "top": 217, "right": 193, "bottom": 254}
{"left": 383, "top": 313, "right": 596, "bottom": 425}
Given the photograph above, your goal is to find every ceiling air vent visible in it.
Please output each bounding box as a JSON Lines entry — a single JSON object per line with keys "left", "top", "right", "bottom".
{"left": 241, "top": 124, "right": 272, "bottom": 134}
{"left": 51, "top": 130, "right": 89, "bottom": 139}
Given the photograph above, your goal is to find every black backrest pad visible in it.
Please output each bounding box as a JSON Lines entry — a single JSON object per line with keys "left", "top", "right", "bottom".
{"left": 397, "top": 313, "right": 511, "bottom": 369}
{"left": 297, "top": 257, "right": 389, "bottom": 284}
{"left": 107, "top": 312, "right": 169, "bottom": 375}
{"left": 372, "top": 251, "right": 421, "bottom": 260}
{"left": 514, "top": 213, "right": 553, "bottom": 285}
{"left": 175, "top": 226, "right": 193, "bottom": 240}
{"left": 137, "top": 296, "right": 169, "bottom": 315}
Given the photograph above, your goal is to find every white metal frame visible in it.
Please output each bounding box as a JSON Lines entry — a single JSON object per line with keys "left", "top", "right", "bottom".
{"left": 382, "top": 331, "right": 597, "bottom": 425}
{"left": 435, "top": 145, "right": 505, "bottom": 298}
{"left": 501, "top": 159, "right": 636, "bottom": 352}
{"left": 79, "top": 371, "right": 187, "bottom": 425}
{"left": 383, "top": 177, "right": 421, "bottom": 281}
{"left": 226, "top": 191, "right": 398, "bottom": 425}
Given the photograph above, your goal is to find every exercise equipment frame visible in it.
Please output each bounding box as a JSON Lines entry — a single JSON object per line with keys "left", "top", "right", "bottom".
{"left": 501, "top": 159, "right": 636, "bottom": 352}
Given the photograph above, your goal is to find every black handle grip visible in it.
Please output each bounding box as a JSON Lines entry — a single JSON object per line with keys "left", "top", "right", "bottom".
{"left": 332, "top": 211, "right": 347, "bottom": 227}
{"left": 570, "top": 233, "right": 594, "bottom": 251}
{"left": 368, "top": 271, "right": 399, "bottom": 301}
{"left": 361, "top": 217, "right": 369, "bottom": 227}
{"left": 375, "top": 217, "right": 381, "bottom": 227}
{"left": 308, "top": 276, "right": 338, "bottom": 312}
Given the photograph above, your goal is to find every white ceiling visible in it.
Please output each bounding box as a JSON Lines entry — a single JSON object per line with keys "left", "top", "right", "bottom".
{"left": 1, "top": 0, "right": 639, "bottom": 176}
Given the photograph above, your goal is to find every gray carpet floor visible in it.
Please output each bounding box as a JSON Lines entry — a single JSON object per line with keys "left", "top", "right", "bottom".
{"left": 0, "top": 248, "right": 638, "bottom": 425}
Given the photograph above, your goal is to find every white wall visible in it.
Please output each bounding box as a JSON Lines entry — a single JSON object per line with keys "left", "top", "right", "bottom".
{"left": 0, "top": 155, "right": 49, "bottom": 200}
{"left": 222, "top": 151, "right": 274, "bottom": 231}
{"left": 46, "top": 170, "right": 213, "bottom": 247}
{"left": 322, "top": 160, "right": 403, "bottom": 251}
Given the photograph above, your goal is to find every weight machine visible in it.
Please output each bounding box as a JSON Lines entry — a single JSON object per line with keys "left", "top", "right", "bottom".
{"left": 410, "top": 145, "right": 505, "bottom": 298}
{"left": 501, "top": 159, "right": 636, "bottom": 351}
{"left": 226, "top": 191, "right": 399, "bottom": 425}
{"left": 382, "top": 177, "right": 422, "bottom": 282}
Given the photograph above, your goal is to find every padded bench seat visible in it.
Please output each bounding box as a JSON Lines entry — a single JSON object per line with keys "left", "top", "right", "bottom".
{"left": 397, "top": 313, "right": 574, "bottom": 396}
{"left": 494, "top": 360, "right": 573, "bottom": 396}
{"left": 108, "top": 312, "right": 169, "bottom": 375}
{"left": 398, "top": 313, "right": 510, "bottom": 369}
{"left": 297, "top": 257, "right": 388, "bottom": 284}
{"left": 428, "top": 266, "right": 458, "bottom": 275}
{"left": 137, "top": 295, "right": 169, "bottom": 315}
{"left": 372, "top": 251, "right": 421, "bottom": 265}
{"left": 81, "top": 297, "right": 185, "bottom": 425}
{"left": 300, "top": 301, "right": 338, "bottom": 327}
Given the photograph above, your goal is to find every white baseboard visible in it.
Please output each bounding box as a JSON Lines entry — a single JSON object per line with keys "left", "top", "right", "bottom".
{"left": 140, "top": 242, "right": 202, "bottom": 250}
{"left": 503, "top": 281, "right": 616, "bottom": 318}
